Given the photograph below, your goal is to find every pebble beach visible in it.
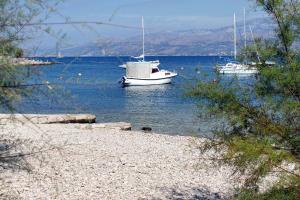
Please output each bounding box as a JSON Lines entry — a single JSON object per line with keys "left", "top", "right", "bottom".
{"left": 0, "top": 122, "right": 244, "bottom": 200}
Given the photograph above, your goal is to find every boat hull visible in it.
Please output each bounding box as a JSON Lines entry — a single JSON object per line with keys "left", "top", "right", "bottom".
{"left": 218, "top": 69, "right": 258, "bottom": 74}
{"left": 216, "top": 63, "right": 258, "bottom": 74}
{"left": 122, "top": 76, "right": 175, "bottom": 86}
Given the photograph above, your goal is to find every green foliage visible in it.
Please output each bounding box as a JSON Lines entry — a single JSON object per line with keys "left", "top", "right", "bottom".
{"left": 190, "top": 0, "right": 300, "bottom": 197}
{"left": 0, "top": 39, "right": 24, "bottom": 57}
{"left": 0, "top": 68, "right": 29, "bottom": 111}
{"left": 234, "top": 187, "right": 299, "bottom": 200}
{"left": 0, "top": 0, "right": 61, "bottom": 111}
{"left": 14, "top": 48, "right": 23, "bottom": 58}
{"left": 0, "top": 0, "right": 62, "bottom": 57}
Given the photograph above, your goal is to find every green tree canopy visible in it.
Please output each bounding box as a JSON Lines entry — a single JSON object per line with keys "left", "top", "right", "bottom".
{"left": 190, "top": 0, "right": 300, "bottom": 199}
{"left": 0, "top": 0, "right": 60, "bottom": 110}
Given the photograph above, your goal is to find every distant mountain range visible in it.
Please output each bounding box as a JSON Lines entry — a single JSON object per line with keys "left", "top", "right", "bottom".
{"left": 37, "top": 18, "right": 277, "bottom": 57}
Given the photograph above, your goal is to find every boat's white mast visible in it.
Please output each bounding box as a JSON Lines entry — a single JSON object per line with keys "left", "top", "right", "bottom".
{"left": 142, "top": 16, "right": 145, "bottom": 61}
{"left": 234, "top": 13, "right": 237, "bottom": 60}
{"left": 249, "top": 25, "right": 261, "bottom": 63}
{"left": 244, "top": 8, "right": 247, "bottom": 49}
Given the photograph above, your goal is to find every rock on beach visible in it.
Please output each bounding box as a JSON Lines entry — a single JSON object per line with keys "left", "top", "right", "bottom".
{"left": 0, "top": 114, "right": 97, "bottom": 124}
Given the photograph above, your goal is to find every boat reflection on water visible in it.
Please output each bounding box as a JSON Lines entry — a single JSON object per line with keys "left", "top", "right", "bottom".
{"left": 220, "top": 72, "right": 258, "bottom": 78}
{"left": 123, "top": 84, "right": 170, "bottom": 93}
{"left": 121, "top": 83, "right": 184, "bottom": 133}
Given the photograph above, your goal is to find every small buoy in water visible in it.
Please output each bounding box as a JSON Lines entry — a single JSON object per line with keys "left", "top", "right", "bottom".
{"left": 180, "top": 67, "right": 184, "bottom": 70}
{"left": 142, "top": 127, "right": 152, "bottom": 132}
{"left": 197, "top": 71, "right": 200, "bottom": 74}
{"left": 78, "top": 73, "right": 82, "bottom": 76}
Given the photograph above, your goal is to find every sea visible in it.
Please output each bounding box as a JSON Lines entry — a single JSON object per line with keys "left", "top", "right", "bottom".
{"left": 15, "top": 56, "right": 251, "bottom": 136}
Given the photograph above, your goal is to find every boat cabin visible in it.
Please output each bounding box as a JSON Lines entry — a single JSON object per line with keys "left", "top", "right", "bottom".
{"left": 126, "top": 62, "right": 152, "bottom": 79}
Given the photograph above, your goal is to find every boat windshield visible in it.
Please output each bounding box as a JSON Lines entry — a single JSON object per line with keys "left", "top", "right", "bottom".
{"left": 152, "top": 68, "right": 159, "bottom": 73}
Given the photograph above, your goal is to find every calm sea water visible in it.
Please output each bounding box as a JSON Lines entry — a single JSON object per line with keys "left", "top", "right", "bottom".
{"left": 17, "top": 56, "right": 239, "bottom": 136}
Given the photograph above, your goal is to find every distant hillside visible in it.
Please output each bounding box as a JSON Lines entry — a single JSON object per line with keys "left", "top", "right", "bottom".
{"left": 38, "top": 18, "right": 276, "bottom": 57}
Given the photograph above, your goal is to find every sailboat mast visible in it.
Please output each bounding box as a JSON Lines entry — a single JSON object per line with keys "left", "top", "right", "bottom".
{"left": 234, "top": 13, "right": 237, "bottom": 60}
{"left": 56, "top": 41, "right": 59, "bottom": 57}
{"left": 244, "top": 8, "right": 247, "bottom": 49}
{"left": 142, "top": 16, "right": 145, "bottom": 61}
{"left": 249, "top": 25, "right": 261, "bottom": 63}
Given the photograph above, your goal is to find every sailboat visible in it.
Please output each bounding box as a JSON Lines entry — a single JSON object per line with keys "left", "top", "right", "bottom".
{"left": 56, "top": 42, "right": 63, "bottom": 58}
{"left": 217, "top": 10, "right": 258, "bottom": 74}
{"left": 247, "top": 25, "right": 276, "bottom": 67}
{"left": 57, "top": 51, "right": 63, "bottom": 58}
{"left": 120, "top": 17, "right": 177, "bottom": 86}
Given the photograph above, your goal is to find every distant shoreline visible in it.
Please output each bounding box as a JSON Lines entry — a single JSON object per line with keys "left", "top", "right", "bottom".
{"left": 12, "top": 57, "right": 56, "bottom": 66}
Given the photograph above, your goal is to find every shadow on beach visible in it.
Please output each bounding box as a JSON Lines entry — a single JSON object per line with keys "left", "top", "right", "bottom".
{"left": 149, "top": 187, "right": 223, "bottom": 200}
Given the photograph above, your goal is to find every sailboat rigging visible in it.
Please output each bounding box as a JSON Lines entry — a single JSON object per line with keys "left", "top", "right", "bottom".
{"left": 216, "top": 10, "right": 258, "bottom": 74}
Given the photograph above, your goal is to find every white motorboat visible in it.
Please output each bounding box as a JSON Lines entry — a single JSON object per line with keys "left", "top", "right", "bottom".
{"left": 120, "top": 17, "right": 177, "bottom": 86}
{"left": 121, "top": 62, "right": 177, "bottom": 86}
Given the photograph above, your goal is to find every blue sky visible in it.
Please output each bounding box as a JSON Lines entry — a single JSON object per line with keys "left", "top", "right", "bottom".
{"left": 53, "top": 0, "right": 257, "bottom": 29}
{"left": 26, "top": 0, "right": 263, "bottom": 51}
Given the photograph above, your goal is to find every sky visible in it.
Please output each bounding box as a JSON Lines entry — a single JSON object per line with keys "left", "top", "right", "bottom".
{"left": 25, "top": 0, "right": 264, "bottom": 52}
{"left": 52, "top": 0, "right": 257, "bottom": 30}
